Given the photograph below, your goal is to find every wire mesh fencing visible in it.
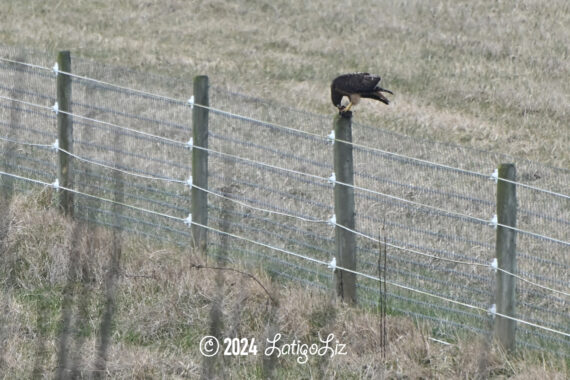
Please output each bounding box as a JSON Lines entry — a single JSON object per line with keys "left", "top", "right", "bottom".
{"left": 0, "top": 45, "right": 568, "bottom": 356}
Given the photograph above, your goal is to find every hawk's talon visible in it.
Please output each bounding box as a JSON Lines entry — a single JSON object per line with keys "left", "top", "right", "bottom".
{"left": 338, "top": 108, "right": 353, "bottom": 118}
{"left": 337, "top": 101, "right": 353, "bottom": 116}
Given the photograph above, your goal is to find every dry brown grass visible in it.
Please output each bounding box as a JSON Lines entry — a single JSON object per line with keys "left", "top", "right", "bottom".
{"left": 0, "top": 191, "right": 567, "bottom": 378}
{"left": 0, "top": 1, "right": 569, "bottom": 378}
{"left": 0, "top": 0, "right": 568, "bottom": 167}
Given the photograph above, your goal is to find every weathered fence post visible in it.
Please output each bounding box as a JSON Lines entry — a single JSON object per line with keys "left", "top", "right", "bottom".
{"left": 56, "top": 50, "right": 73, "bottom": 216}
{"left": 333, "top": 112, "right": 357, "bottom": 305}
{"left": 191, "top": 75, "right": 209, "bottom": 253}
{"left": 494, "top": 163, "right": 517, "bottom": 352}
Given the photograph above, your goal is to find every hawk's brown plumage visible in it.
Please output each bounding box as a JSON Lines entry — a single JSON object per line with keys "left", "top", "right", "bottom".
{"left": 331, "top": 73, "right": 393, "bottom": 112}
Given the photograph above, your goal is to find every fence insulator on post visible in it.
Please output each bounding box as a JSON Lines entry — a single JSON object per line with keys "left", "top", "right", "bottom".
{"left": 191, "top": 75, "right": 209, "bottom": 253}
{"left": 56, "top": 51, "right": 73, "bottom": 216}
{"left": 333, "top": 112, "right": 357, "bottom": 305}
{"left": 494, "top": 163, "right": 517, "bottom": 352}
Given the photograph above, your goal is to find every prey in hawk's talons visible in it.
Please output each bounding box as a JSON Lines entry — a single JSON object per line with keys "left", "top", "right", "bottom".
{"left": 339, "top": 109, "right": 353, "bottom": 118}
{"left": 339, "top": 101, "right": 353, "bottom": 112}
{"left": 337, "top": 104, "right": 353, "bottom": 118}
{"left": 337, "top": 95, "right": 357, "bottom": 115}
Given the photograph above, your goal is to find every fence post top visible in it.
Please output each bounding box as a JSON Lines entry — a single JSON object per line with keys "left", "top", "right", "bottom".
{"left": 193, "top": 75, "right": 209, "bottom": 83}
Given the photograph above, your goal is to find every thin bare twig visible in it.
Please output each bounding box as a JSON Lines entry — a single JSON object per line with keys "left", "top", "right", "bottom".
{"left": 190, "top": 263, "right": 278, "bottom": 306}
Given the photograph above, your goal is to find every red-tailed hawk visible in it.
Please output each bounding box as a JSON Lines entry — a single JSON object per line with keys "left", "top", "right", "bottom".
{"left": 331, "top": 73, "right": 393, "bottom": 112}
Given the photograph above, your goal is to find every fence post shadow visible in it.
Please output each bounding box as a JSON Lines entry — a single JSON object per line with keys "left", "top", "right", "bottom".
{"left": 92, "top": 130, "right": 124, "bottom": 379}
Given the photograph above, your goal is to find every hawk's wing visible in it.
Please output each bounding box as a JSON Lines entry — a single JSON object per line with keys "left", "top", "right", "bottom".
{"left": 332, "top": 73, "right": 381, "bottom": 95}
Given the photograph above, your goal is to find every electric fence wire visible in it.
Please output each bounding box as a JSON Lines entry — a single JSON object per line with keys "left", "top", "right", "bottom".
{"left": 1, "top": 96, "right": 568, "bottom": 285}
{"left": 0, "top": 168, "right": 568, "bottom": 340}
{"left": 2, "top": 55, "right": 568, "bottom": 199}
{"left": 1, "top": 56, "right": 568, "bottom": 351}
{"left": 1, "top": 92, "right": 568, "bottom": 246}
{"left": 1, "top": 133, "right": 568, "bottom": 299}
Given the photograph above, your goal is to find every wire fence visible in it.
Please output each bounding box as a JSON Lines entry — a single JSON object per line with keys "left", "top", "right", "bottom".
{"left": 0, "top": 45, "right": 568, "bottom": 356}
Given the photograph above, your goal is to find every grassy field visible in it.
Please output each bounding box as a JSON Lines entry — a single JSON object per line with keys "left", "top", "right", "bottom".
{"left": 1, "top": 0, "right": 569, "bottom": 378}
{"left": 0, "top": 192, "right": 567, "bottom": 378}
{"left": 1, "top": 0, "right": 568, "bottom": 167}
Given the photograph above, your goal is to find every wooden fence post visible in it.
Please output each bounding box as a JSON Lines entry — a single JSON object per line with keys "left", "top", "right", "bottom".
{"left": 191, "top": 75, "right": 209, "bottom": 253}
{"left": 333, "top": 112, "right": 357, "bottom": 305}
{"left": 494, "top": 163, "right": 517, "bottom": 352}
{"left": 56, "top": 50, "right": 73, "bottom": 216}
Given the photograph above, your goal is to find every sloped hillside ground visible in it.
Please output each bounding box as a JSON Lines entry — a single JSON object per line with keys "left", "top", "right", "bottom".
{"left": 0, "top": 192, "right": 567, "bottom": 378}
{"left": 0, "top": 0, "right": 568, "bottom": 378}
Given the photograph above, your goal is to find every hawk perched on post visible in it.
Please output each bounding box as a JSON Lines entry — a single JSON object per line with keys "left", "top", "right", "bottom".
{"left": 331, "top": 73, "right": 393, "bottom": 113}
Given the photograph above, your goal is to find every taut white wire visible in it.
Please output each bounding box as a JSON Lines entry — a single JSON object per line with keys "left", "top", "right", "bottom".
{"left": 57, "top": 146, "right": 186, "bottom": 184}
{"left": 55, "top": 69, "right": 185, "bottom": 105}
{"left": 5, "top": 133, "right": 565, "bottom": 296}
{"left": 197, "top": 137, "right": 486, "bottom": 226}
{"left": 1, "top": 168, "right": 568, "bottom": 338}
{"left": 196, "top": 142, "right": 570, "bottom": 246}
{"left": 0, "top": 90, "right": 566, "bottom": 245}
{"left": 0, "top": 89, "right": 564, "bottom": 246}
{"left": 0, "top": 95, "right": 186, "bottom": 147}
{"left": 0, "top": 57, "right": 54, "bottom": 72}
{"left": 194, "top": 219, "right": 570, "bottom": 337}
{"left": 193, "top": 102, "right": 326, "bottom": 139}
{"left": 497, "top": 267, "right": 570, "bottom": 298}
{"left": 55, "top": 109, "right": 186, "bottom": 146}
{"left": 191, "top": 183, "right": 328, "bottom": 223}
{"left": 2, "top": 56, "right": 568, "bottom": 200}
{"left": 334, "top": 220, "right": 569, "bottom": 298}
{"left": 0, "top": 61, "right": 493, "bottom": 180}
{"left": 8, "top": 91, "right": 559, "bottom": 246}
{"left": 193, "top": 101, "right": 490, "bottom": 178}
{"left": 0, "top": 135, "right": 54, "bottom": 149}
{"left": 194, "top": 144, "right": 570, "bottom": 246}
{"left": 2, "top": 57, "right": 569, "bottom": 338}
{"left": 0, "top": 170, "right": 52, "bottom": 187}
{"left": 495, "top": 222, "right": 569, "bottom": 247}
{"left": 103, "top": 157, "right": 569, "bottom": 297}
{"left": 498, "top": 177, "right": 569, "bottom": 199}
{"left": 192, "top": 177, "right": 569, "bottom": 297}
{"left": 0, "top": 170, "right": 183, "bottom": 222}
{"left": 191, "top": 144, "right": 329, "bottom": 183}
{"left": 0, "top": 94, "right": 54, "bottom": 111}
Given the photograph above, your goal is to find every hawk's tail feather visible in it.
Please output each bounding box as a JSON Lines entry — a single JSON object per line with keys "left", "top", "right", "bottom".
{"left": 375, "top": 86, "right": 393, "bottom": 95}
{"left": 362, "top": 91, "right": 390, "bottom": 105}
